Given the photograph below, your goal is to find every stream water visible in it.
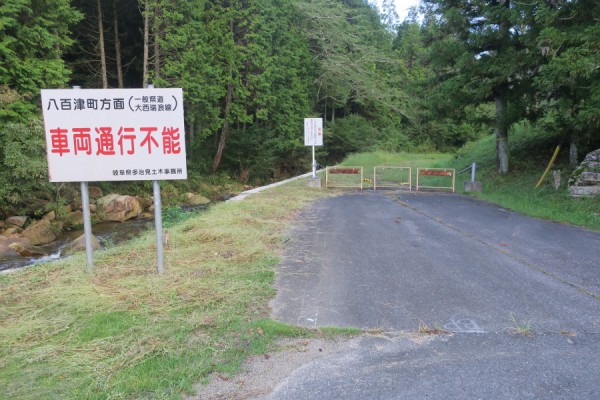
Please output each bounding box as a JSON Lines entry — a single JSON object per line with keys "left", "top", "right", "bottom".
{"left": 0, "top": 217, "right": 155, "bottom": 273}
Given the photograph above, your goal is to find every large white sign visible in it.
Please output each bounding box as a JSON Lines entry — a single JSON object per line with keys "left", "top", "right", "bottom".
{"left": 304, "top": 118, "right": 323, "bottom": 146}
{"left": 41, "top": 88, "right": 187, "bottom": 182}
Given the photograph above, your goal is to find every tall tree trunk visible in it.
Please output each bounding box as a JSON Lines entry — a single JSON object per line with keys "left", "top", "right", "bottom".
{"left": 495, "top": 93, "right": 509, "bottom": 174}
{"left": 212, "top": 63, "right": 234, "bottom": 172}
{"left": 188, "top": 115, "right": 195, "bottom": 160}
{"left": 97, "top": 0, "right": 108, "bottom": 88}
{"left": 142, "top": 0, "right": 149, "bottom": 88}
{"left": 494, "top": 1, "right": 510, "bottom": 174}
{"left": 569, "top": 140, "right": 578, "bottom": 169}
{"left": 153, "top": 10, "right": 160, "bottom": 82}
{"left": 331, "top": 101, "right": 335, "bottom": 123}
{"left": 113, "top": 0, "right": 124, "bottom": 88}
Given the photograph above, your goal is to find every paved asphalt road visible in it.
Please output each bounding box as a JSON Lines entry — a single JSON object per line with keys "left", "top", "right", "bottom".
{"left": 268, "top": 191, "right": 600, "bottom": 399}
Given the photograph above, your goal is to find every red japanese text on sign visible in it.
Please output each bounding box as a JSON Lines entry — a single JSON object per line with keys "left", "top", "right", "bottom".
{"left": 48, "top": 126, "right": 182, "bottom": 157}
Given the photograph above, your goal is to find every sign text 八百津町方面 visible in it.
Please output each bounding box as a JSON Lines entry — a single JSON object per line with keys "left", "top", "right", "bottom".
{"left": 41, "top": 88, "right": 187, "bottom": 183}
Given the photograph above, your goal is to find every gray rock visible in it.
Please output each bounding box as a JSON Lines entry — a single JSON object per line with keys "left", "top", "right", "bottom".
{"left": 21, "top": 220, "right": 57, "bottom": 245}
{"left": 3, "top": 227, "right": 23, "bottom": 236}
{"left": 42, "top": 210, "right": 56, "bottom": 221}
{"left": 569, "top": 149, "right": 600, "bottom": 197}
{"left": 0, "top": 237, "right": 31, "bottom": 257}
{"left": 186, "top": 193, "right": 211, "bottom": 206}
{"left": 569, "top": 186, "right": 600, "bottom": 197}
{"left": 0, "top": 237, "right": 47, "bottom": 258}
{"left": 96, "top": 193, "right": 142, "bottom": 222}
{"left": 61, "top": 233, "right": 101, "bottom": 257}
{"left": 580, "top": 172, "right": 600, "bottom": 185}
{"left": 89, "top": 186, "right": 103, "bottom": 199}
{"left": 583, "top": 149, "right": 600, "bottom": 162}
{"left": 63, "top": 210, "right": 84, "bottom": 227}
{"left": 5, "top": 216, "right": 28, "bottom": 228}
{"left": 8, "top": 242, "right": 47, "bottom": 257}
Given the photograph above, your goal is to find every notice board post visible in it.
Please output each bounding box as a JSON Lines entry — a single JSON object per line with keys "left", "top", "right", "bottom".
{"left": 41, "top": 87, "right": 187, "bottom": 274}
{"left": 71, "top": 86, "right": 95, "bottom": 273}
{"left": 304, "top": 118, "right": 323, "bottom": 187}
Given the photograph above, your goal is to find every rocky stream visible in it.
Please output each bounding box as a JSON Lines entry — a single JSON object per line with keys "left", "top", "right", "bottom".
{"left": 0, "top": 188, "right": 211, "bottom": 273}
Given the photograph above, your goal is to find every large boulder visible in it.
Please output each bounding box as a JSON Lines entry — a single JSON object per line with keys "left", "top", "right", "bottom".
{"left": 0, "top": 237, "right": 30, "bottom": 257}
{"left": 42, "top": 210, "right": 56, "bottom": 222}
{"left": 63, "top": 210, "right": 84, "bottom": 227}
{"left": 8, "top": 242, "right": 47, "bottom": 258}
{"left": 2, "top": 227, "right": 23, "bottom": 237}
{"left": 5, "top": 216, "right": 28, "bottom": 228}
{"left": 61, "top": 233, "right": 101, "bottom": 257}
{"left": 569, "top": 149, "right": 600, "bottom": 197}
{"left": 0, "top": 237, "right": 47, "bottom": 258}
{"left": 185, "top": 193, "right": 211, "bottom": 206}
{"left": 136, "top": 196, "right": 153, "bottom": 212}
{"left": 89, "top": 186, "right": 103, "bottom": 199}
{"left": 96, "top": 193, "right": 142, "bottom": 222}
{"left": 21, "top": 220, "right": 57, "bottom": 246}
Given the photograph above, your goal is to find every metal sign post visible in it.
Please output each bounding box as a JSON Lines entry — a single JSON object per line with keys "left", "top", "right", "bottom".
{"left": 153, "top": 180, "right": 165, "bottom": 274}
{"left": 147, "top": 84, "right": 164, "bottom": 274}
{"left": 72, "top": 86, "right": 94, "bottom": 273}
{"left": 312, "top": 145, "right": 317, "bottom": 179}
{"left": 80, "top": 181, "right": 94, "bottom": 273}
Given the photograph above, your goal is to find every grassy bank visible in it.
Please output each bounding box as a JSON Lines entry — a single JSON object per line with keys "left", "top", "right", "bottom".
{"left": 0, "top": 181, "right": 355, "bottom": 399}
{"left": 449, "top": 125, "right": 600, "bottom": 231}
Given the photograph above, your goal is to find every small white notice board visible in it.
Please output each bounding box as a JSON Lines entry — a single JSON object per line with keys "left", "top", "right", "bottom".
{"left": 304, "top": 118, "right": 323, "bottom": 146}
{"left": 41, "top": 88, "right": 187, "bottom": 183}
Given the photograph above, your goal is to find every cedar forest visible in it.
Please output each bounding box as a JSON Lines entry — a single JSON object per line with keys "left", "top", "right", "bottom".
{"left": 1, "top": 0, "right": 599, "bottom": 216}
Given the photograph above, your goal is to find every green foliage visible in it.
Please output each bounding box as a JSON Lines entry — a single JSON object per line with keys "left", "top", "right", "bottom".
{"left": 533, "top": 1, "right": 600, "bottom": 146}
{"left": 420, "top": 0, "right": 544, "bottom": 172}
{"left": 0, "top": 0, "right": 82, "bottom": 122}
{"left": 0, "top": 120, "right": 56, "bottom": 216}
{"left": 325, "top": 115, "right": 378, "bottom": 163}
{"left": 162, "top": 205, "right": 203, "bottom": 228}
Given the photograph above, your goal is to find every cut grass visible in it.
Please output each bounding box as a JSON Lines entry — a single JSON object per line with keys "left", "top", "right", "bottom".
{"left": 0, "top": 180, "right": 355, "bottom": 400}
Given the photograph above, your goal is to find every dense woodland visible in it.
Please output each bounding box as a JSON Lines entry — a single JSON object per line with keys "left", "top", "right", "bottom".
{"left": 1, "top": 0, "right": 599, "bottom": 216}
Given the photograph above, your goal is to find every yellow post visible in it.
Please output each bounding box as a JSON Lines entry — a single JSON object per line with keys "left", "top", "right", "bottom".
{"left": 535, "top": 145, "right": 561, "bottom": 189}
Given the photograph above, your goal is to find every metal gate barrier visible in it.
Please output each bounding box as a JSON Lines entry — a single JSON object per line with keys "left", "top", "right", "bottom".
{"left": 325, "top": 166, "right": 363, "bottom": 189}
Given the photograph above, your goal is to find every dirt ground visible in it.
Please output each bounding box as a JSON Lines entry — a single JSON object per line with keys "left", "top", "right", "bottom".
{"left": 186, "top": 336, "right": 359, "bottom": 400}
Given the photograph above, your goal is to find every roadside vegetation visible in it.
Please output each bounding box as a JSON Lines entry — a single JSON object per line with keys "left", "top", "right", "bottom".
{"left": 450, "top": 125, "right": 600, "bottom": 231}
{"left": 337, "top": 124, "right": 600, "bottom": 231}
{"left": 1, "top": 143, "right": 597, "bottom": 398}
{"left": 0, "top": 182, "right": 361, "bottom": 399}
